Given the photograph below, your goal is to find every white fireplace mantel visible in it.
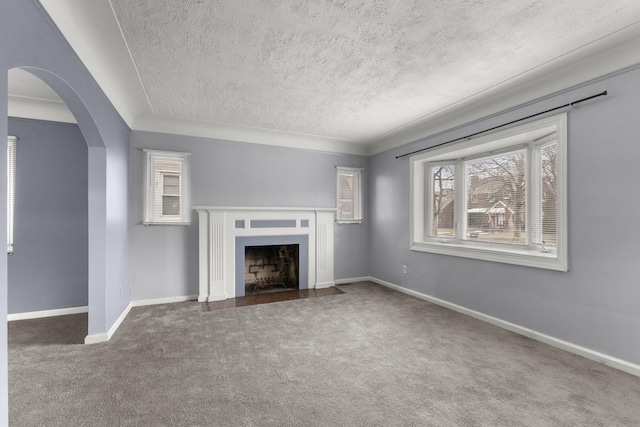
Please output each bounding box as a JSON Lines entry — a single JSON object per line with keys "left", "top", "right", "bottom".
{"left": 194, "top": 206, "right": 336, "bottom": 302}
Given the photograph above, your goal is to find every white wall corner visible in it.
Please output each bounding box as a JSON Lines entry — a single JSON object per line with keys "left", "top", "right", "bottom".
{"left": 84, "top": 302, "right": 133, "bottom": 345}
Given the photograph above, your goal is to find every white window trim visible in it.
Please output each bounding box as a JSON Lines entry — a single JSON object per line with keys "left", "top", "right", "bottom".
{"left": 336, "top": 166, "right": 364, "bottom": 224}
{"left": 410, "top": 114, "right": 567, "bottom": 271}
{"left": 7, "top": 136, "right": 17, "bottom": 254}
{"left": 143, "top": 149, "right": 191, "bottom": 225}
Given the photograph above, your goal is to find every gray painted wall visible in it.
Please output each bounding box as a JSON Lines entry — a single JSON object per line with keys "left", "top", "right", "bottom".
{"left": 130, "top": 132, "right": 369, "bottom": 301}
{"left": 369, "top": 65, "right": 640, "bottom": 366}
{"left": 7, "top": 118, "right": 88, "bottom": 314}
{"left": 1, "top": 0, "right": 132, "bottom": 420}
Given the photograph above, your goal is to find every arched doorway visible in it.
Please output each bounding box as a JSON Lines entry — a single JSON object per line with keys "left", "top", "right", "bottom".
{"left": 7, "top": 68, "right": 89, "bottom": 342}
{"left": 6, "top": 66, "right": 108, "bottom": 342}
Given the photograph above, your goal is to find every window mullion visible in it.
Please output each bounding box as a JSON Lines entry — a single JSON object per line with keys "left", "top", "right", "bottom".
{"left": 454, "top": 160, "right": 466, "bottom": 241}
{"left": 421, "top": 163, "right": 430, "bottom": 240}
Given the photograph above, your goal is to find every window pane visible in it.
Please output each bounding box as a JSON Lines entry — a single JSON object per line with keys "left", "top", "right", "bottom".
{"left": 163, "top": 174, "right": 180, "bottom": 196}
{"left": 338, "top": 172, "right": 354, "bottom": 219}
{"left": 430, "top": 165, "right": 455, "bottom": 237}
{"left": 540, "top": 143, "right": 557, "bottom": 245}
{"left": 7, "top": 137, "right": 16, "bottom": 253}
{"left": 466, "top": 152, "right": 526, "bottom": 245}
{"left": 162, "top": 195, "right": 180, "bottom": 215}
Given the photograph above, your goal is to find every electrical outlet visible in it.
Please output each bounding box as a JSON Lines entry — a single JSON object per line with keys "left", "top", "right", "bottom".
{"left": 402, "top": 265, "right": 407, "bottom": 274}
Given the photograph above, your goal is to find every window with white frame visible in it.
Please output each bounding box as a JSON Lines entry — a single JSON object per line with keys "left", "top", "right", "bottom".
{"left": 144, "top": 149, "right": 191, "bottom": 225}
{"left": 7, "top": 136, "right": 17, "bottom": 254}
{"left": 410, "top": 114, "right": 567, "bottom": 271}
{"left": 336, "top": 166, "right": 363, "bottom": 223}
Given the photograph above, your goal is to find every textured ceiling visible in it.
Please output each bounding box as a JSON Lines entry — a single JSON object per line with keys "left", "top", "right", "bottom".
{"left": 108, "top": 0, "right": 640, "bottom": 142}
{"left": 12, "top": 1, "right": 640, "bottom": 153}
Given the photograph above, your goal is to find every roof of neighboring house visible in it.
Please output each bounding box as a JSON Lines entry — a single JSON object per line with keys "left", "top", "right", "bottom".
{"left": 467, "top": 201, "right": 514, "bottom": 214}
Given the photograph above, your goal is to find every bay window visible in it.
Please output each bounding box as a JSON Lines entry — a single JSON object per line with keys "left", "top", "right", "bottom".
{"left": 411, "top": 114, "right": 567, "bottom": 271}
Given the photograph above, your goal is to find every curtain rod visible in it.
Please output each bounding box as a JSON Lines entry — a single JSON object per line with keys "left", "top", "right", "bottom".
{"left": 395, "top": 90, "right": 608, "bottom": 159}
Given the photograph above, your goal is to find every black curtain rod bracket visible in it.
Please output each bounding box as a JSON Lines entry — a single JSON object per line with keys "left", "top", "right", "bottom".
{"left": 396, "top": 90, "right": 607, "bottom": 159}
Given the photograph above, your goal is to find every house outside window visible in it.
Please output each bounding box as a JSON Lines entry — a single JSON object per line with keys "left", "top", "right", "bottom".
{"left": 410, "top": 114, "right": 567, "bottom": 271}
{"left": 143, "top": 149, "right": 191, "bottom": 225}
{"left": 336, "top": 166, "right": 363, "bottom": 224}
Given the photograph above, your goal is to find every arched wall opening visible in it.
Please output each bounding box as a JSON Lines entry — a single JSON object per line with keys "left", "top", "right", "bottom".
{"left": 7, "top": 67, "right": 108, "bottom": 341}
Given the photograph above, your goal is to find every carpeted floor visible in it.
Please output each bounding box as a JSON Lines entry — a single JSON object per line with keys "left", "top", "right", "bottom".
{"left": 8, "top": 281, "right": 640, "bottom": 426}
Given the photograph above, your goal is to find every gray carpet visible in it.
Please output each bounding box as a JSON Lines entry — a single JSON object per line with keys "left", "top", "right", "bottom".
{"left": 8, "top": 281, "right": 640, "bottom": 426}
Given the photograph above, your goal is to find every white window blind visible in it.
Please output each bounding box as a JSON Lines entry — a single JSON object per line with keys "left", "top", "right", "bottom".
{"left": 532, "top": 141, "right": 558, "bottom": 249}
{"left": 144, "top": 150, "right": 191, "bottom": 225}
{"left": 7, "top": 136, "right": 17, "bottom": 254}
{"left": 336, "top": 166, "right": 363, "bottom": 223}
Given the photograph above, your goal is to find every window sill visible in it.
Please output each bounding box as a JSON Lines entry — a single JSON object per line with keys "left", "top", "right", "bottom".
{"left": 411, "top": 240, "right": 567, "bottom": 271}
{"left": 143, "top": 221, "right": 191, "bottom": 226}
{"left": 336, "top": 219, "right": 364, "bottom": 224}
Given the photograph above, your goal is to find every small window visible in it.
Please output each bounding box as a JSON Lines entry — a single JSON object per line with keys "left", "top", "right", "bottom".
{"left": 7, "top": 136, "right": 17, "bottom": 253}
{"left": 336, "top": 166, "right": 363, "bottom": 223}
{"left": 411, "top": 114, "right": 567, "bottom": 271}
{"left": 144, "top": 149, "right": 191, "bottom": 225}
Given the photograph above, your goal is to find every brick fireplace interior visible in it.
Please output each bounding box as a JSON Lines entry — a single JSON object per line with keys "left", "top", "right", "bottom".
{"left": 244, "top": 244, "right": 300, "bottom": 294}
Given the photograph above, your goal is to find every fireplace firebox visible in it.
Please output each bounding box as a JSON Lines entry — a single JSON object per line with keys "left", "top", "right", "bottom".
{"left": 245, "top": 244, "right": 299, "bottom": 294}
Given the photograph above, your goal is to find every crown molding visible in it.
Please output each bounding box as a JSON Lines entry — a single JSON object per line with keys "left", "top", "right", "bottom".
{"left": 367, "top": 22, "right": 640, "bottom": 156}
{"left": 8, "top": 95, "right": 76, "bottom": 124}
{"left": 40, "top": 0, "right": 152, "bottom": 128}
{"left": 133, "top": 115, "right": 369, "bottom": 156}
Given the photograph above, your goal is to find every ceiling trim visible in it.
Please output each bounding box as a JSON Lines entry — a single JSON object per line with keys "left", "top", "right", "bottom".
{"left": 133, "top": 115, "right": 369, "bottom": 156}
{"left": 40, "top": 0, "right": 152, "bottom": 127}
{"left": 8, "top": 95, "right": 76, "bottom": 124}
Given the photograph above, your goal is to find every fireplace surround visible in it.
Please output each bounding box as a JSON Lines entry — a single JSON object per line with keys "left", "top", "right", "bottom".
{"left": 194, "top": 207, "right": 335, "bottom": 301}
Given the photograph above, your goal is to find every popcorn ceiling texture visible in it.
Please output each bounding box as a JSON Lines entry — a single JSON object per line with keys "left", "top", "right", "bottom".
{"left": 110, "top": 0, "right": 640, "bottom": 141}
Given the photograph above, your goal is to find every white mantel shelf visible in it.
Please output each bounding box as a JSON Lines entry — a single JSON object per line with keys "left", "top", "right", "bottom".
{"left": 194, "top": 206, "right": 336, "bottom": 302}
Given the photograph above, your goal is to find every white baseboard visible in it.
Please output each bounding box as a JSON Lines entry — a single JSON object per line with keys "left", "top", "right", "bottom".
{"left": 315, "top": 281, "right": 336, "bottom": 289}
{"left": 334, "top": 277, "right": 371, "bottom": 285}
{"left": 84, "top": 332, "right": 108, "bottom": 345}
{"left": 7, "top": 306, "right": 88, "bottom": 321}
{"left": 368, "top": 276, "right": 640, "bottom": 378}
{"left": 84, "top": 301, "right": 134, "bottom": 345}
{"left": 131, "top": 294, "right": 198, "bottom": 307}
{"left": 84, "top": 295, "right": 197, "bottom": 344}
